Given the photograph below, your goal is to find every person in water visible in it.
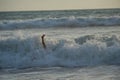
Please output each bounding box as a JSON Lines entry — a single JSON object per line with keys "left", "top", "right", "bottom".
{"left": 41, "top": 34, "right": 46, "bottom": 49}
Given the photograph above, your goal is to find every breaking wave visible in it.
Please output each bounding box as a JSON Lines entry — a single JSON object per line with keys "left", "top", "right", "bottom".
{"left": 0, "top": 33, "right": 120, "bottom": 69}
{"left": 0, "top": 16, "right": 120, "bottom": 30}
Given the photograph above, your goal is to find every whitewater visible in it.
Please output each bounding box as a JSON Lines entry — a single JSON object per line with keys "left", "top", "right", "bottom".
{"left": 0, "top": 9, "right": 120, "bottom": 80}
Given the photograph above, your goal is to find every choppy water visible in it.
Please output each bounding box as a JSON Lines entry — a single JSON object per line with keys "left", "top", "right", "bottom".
{"left": 0, "top": 65, "right": 120, "bottom": 80}
{"left": 0, "top": 9, "right": 120, "bottom": 30}
{"left": 0, "top": 27, "right": 120, "bottom": 69}
{"left": 0, "top": 9, "right": 120, "bottom": 80}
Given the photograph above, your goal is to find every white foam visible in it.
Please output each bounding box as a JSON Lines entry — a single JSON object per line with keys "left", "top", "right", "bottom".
{"left": 0, "top": 16, "right": 120, "bottom": 30}
{"left": 0, "top": 30, "right": 120, "bottom": 69}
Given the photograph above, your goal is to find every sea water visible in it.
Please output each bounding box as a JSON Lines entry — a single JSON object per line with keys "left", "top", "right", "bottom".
{"left": 0, "top": 9, "right": 120, "bottom": 80}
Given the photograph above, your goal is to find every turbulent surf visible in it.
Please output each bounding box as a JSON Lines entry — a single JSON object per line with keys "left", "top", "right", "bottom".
{"left": 0, "top": 9, "right": 120, "bottom": 69}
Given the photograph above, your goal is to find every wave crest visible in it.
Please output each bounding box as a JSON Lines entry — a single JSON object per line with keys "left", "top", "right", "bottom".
{"left": 0, "top": 34, "right": 120, "bottom": 69}
{"left": 0, "top": 16, "right": 120, "bottom": 30}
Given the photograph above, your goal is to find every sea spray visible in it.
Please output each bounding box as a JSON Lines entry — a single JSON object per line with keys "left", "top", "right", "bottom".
{"left": 0, "top": 33, "right": 120, "bottom": 69}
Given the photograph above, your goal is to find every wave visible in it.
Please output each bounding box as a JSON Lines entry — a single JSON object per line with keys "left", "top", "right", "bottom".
{"left": 0, "top": 33, "right": 120, "bottom": 69}
{"left": 0, "top": 16, "right": 120, "bottom": 30}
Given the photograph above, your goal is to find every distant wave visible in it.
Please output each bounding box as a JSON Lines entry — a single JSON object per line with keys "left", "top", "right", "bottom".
{"left": 0, "top": 33, "right": 120, "bottom": 69}
{"left": 0, "top": 16, "right": 120, "bottom": 30}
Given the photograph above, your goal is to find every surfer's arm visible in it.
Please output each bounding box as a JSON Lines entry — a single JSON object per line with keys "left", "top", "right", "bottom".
{"left": 41, "top": 34, "right": 46, "bottom": 49}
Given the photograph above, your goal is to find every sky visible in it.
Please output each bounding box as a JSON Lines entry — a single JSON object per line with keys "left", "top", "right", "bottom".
{"left": 0, "top": 0, "right": 120, "bottom": 11}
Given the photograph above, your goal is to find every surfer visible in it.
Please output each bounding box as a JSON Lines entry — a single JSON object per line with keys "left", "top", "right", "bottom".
{"left": 41, "top": 34, "right": 46, "bottom": 49}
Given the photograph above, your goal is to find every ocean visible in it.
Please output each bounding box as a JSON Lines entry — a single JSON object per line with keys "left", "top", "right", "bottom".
{"left": 0, "top": 9, "right": 120, "bottom": 80}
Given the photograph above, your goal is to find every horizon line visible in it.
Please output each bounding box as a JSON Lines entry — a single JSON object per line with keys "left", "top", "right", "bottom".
{"left": 0, "top": 8, "right": 120, "bottom": 12}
